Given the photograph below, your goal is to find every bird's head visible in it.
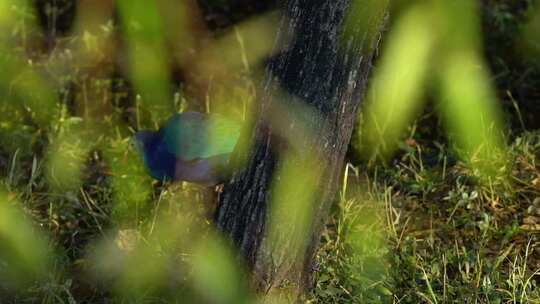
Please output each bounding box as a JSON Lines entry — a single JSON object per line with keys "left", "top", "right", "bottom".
{"left": 131, "top": 131, "right": 156, "bottom": 156}
{"left": 131, "top": 130, "right": 176, "bottom": 181}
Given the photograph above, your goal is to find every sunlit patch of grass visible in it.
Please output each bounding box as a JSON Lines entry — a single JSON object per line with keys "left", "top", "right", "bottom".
{"left": 310, "top": 171, "right": 391, "bottom": 303}
{"left": 312, "top": 130, "right": 540, "bottom": 303}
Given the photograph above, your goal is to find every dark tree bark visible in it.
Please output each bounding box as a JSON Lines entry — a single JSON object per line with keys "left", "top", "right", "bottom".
{"left": 215, "top": 0, "right": 388, "bottom": 298}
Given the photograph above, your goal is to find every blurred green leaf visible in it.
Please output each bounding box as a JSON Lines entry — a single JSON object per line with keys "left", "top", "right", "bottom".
{"left": 438, "top": 51, "right": 506, "bottom": 174}
{"left": 88, "top": 211, "right": 251, "bottom": 302}
{"left": 0, "top": 192, "right": 50, "bottom": 289}
{"left": 342, "top": 0, "right": 389, "bottom": 53}
{"left": 88, "top": 229, "right": 168, "bottom": 298}
{"left": 358, "top": 0, "right": 507, "bottom": 179}
{"left": 191, "top": 234, "right": 251, "bottom": 304}
{"left": 436, "top": 0, "right": 506, "bottom": 176}
{"left": 266, "top": 151, "right": 321, "bottom": 283}
{"left": 521, "top": 3, "right": 540, "bottom": 60}
{"left": 116, "top": 0, "right": 173, "bottom": 123}
{"left": 359, "top": 2, "right": 435, "bottom": 159}
{"left": 0, "top": 1, "right": 57, "bottom": 127}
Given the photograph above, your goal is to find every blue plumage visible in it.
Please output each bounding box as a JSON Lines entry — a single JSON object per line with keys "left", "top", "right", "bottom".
{"left": 132, "top": 111, "right": 241, "bottom": 185}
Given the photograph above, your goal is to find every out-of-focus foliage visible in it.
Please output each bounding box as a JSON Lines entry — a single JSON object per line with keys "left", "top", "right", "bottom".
{"left": 105, "top": 137, "right": 153, "bottom": 225}
{"left": 358, "top": 0, "right": 507, "bottom": 180}
{"left": 0, "top": 1, "right": 57, "bottom": 127}
{"left": 0, "top": 0, "right": 276, "bottom": 301}
{"left": 116, "top": 0, "right": 174, "bottom": 122}
{"left": 482, "top": 0, "right": 540, "bottom": 130}
{"left": 311, "top": 130, "right": 540, "bottom": 303}
{"left": 88, "top": 211, "right": 252, "bottom": 303}
{"left": 521, "top": 2, "right": 540, "bottom": 60}
{"left": 0, "top": 0, "right": 539, "bottom": 303}
{"left": 0, "top": 192, "right": 50, "bottom": 290}
{"left": 358, "top": 2, "right": 434, "bottom": 160}
{"left": 342, "top": 0, "right": 389, "bottom": 53}
{"left": 266, "top": 152, "right": 322, "bottom": 278}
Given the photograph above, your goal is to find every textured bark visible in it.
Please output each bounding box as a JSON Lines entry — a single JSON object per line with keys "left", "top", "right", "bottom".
{"left": 215, "top": 0, "right": 388, "bottom": 298}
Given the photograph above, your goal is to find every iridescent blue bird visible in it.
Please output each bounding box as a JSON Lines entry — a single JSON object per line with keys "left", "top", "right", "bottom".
{"left": 132, "top": 111, "right": 241, "bottom": 185}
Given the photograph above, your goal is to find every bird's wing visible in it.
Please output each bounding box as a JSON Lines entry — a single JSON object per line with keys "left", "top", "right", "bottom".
{"left": 174, "top": 153, "right": 230, "bottom": 185}
{"left": 161, "top": 112, "right": 241, "bottom": 161}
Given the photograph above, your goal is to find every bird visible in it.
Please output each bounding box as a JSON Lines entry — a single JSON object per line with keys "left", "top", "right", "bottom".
{"left": 132, "top": 111, "right": 241, "bottom": 185}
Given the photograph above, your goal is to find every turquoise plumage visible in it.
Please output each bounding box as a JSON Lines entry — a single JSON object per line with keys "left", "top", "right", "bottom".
{"left": 162, "top": 112, "right": 240, "bottom": 160}
{"left": 133, "top": 111, "right": 241, "bottom": 185}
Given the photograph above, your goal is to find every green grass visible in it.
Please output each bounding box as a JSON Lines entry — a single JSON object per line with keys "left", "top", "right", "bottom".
{"left": 1, "top": 1, "right": 540, "bottom": 303}
{"left": 310, "top": 131, "right": 540, "bottom": 303}
{"left": 4, "top": 105, "right": 539, "bottom": 303}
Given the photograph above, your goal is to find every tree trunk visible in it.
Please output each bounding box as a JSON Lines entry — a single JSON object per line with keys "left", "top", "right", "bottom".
{"left": 215, "top": 0, "right": 388, "bottom": 298}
